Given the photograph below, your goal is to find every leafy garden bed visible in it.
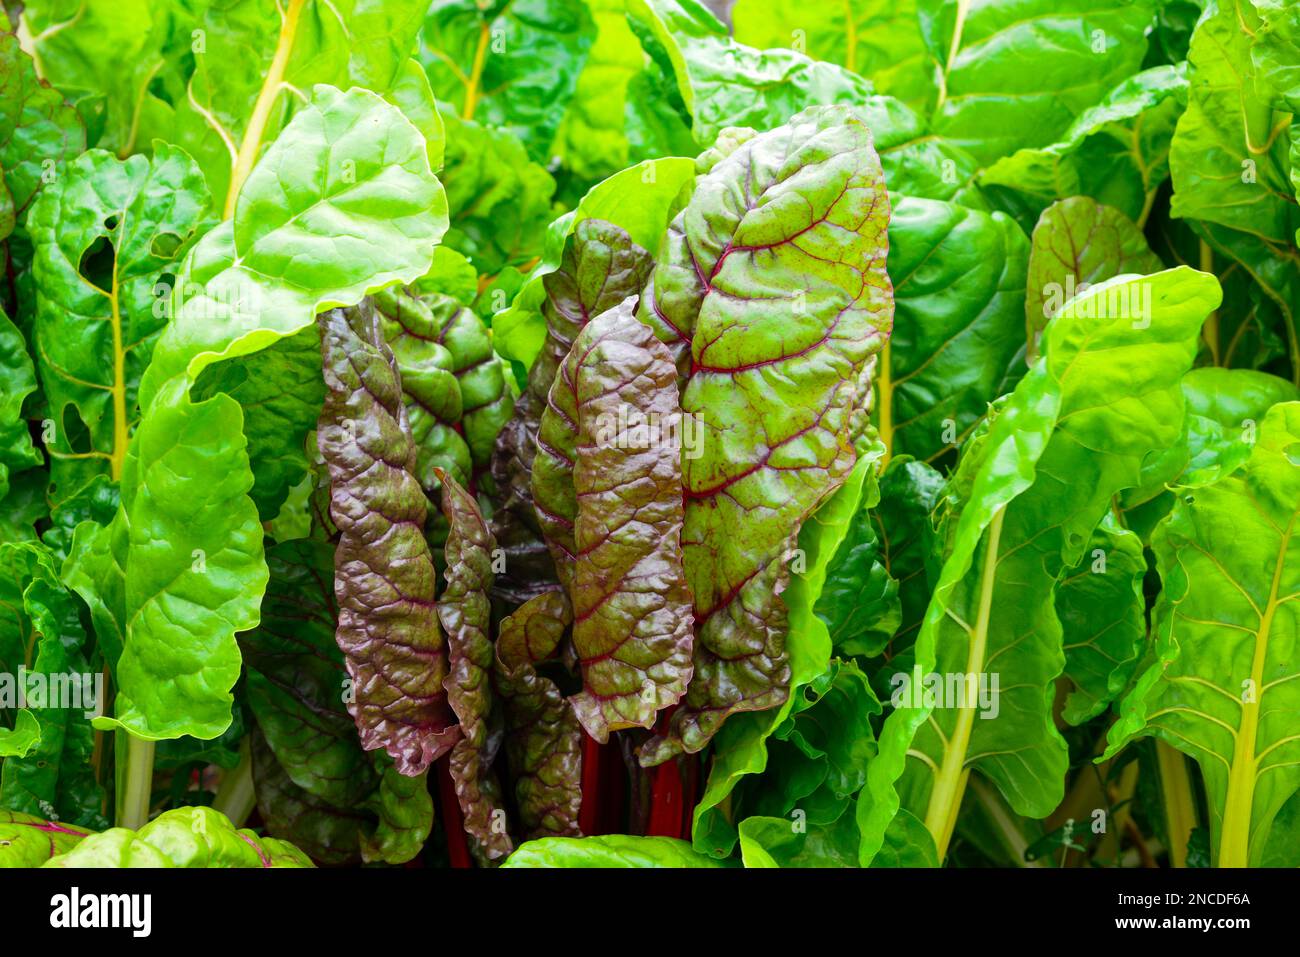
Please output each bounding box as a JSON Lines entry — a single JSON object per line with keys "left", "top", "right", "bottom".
{"left": 0, "top": 0, "right": 1298, "bottom": 869}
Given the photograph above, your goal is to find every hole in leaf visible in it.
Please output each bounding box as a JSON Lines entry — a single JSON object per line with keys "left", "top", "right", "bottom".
{"left": 148, "top": 74, "right": 174, "bottom": 107}
{"left": 103, "top": 215, "right": 119, "bottom": 231}
{"left": 150, "top": 232, "right": 183, "bottom": 259}
{"left": 60, "top": 404, "right": 93, "bottom": 455}
{"left": 77, "top": 235, "right": 116, "bottom": 292}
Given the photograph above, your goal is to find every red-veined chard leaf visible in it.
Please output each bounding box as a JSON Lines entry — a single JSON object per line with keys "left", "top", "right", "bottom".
{"left": 435, "top": 467, "right": 512, "bottom": 863}
{"left": 636, "top": 104, "right": 893, "bottom": 763}
{"left": 317, "top": 301, "right": 457, "bottom": 776}
{"left": 493, "top": 590, "right": 582, "bottom": 838}
{"left": 533, "top": 297, "right": 693, "bottom": 740}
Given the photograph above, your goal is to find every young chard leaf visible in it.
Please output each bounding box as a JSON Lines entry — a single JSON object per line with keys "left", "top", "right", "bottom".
{"left": 435, "top": 468, "right": 513, "bottom": 863}
{"left": 493, "top": 590, "right": 582, "bottom": 838}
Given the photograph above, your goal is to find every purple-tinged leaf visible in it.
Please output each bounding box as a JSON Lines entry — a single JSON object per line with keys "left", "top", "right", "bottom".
{"left": 435, "top": 466, "right": 513, "bottom": 863}
{"left": 493, "top": 218, "right": 655, "bottom": 519}
{"left": 637, "top": 105, "right": 894, "bottom": 764}
{"left": 317, "top": 301, "right": 457, "bottom": 776}
{"left": 535, "top": 299, "right": 693, "bottom": 740}
{"left": 493, "top": 591, "right": 582, "bottom": 839}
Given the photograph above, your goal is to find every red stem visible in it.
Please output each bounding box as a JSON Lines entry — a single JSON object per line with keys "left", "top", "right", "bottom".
{"left": 579, "top": 732, "right": 602, "bottom": 835}
{"left": 436, "top": 756, "right": 472, "bottom": 868}
{"left": 646, "top": 707, "right": 685, "bottom": 838}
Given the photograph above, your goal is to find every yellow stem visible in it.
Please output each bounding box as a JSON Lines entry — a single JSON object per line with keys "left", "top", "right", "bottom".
{"left": 1218, "top": 514, "right": 1293, "bottom": 867}
{"left": 877, "top": 340, "right": 893, "bottom": 465}
{"left": 924, "top": 506, "right": 1005, "bottom": 860}
{"left": 1156, "top": 742, "right": 1196, "bottom": 868}
{"left": 223, "top": 0, "right": 307, "bottom": 219}
{"left": 463, "top": 24, "right": 491, "bottom": 122}
{"left": 109, "top": 273, "right": 127, "bottom": 481}
{"left": 843, "top": 0, "right": 858, "bottom": 73}
{"left": 933, "top": 0, "right": 970, "bottom": 114}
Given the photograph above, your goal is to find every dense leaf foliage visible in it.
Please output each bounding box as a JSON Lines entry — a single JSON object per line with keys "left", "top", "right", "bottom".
{"left": 0, "top": 0, "right": 1297, "bottom": 873}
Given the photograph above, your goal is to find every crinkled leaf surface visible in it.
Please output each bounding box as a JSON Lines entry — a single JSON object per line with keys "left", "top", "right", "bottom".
{"left": 436, "top": 468, "right": 512, "bottom": 862}
{"left": 0, "top": 308, "right": 40, "bottom": 498}
{"left": 534, "top": 299, "right": 693, "bottom": 740}
{"left": 493, "top": 590, "right": 582, "bottom": 838}
{"left": 317, "top": 302, "right": 455, "bottom": 776}
{"left": 637, "top": 104, "right": 893, "bottom": 763}
{"left": 42, "top": 806, "right": 313, "bottom": 868}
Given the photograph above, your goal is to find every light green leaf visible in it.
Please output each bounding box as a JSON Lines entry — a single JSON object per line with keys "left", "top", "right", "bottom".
{"left": 503, "top": 833, "right": 731, "bottom": 867}
{"left": 732, "top": 0, "right": 932, "bottom": 110}
{"left": 492, "top": 155, "right": 695, "bottom": 370}
{"left": 860, "top": 268, "right": 1220, "bottom": 865}
{"left": 626, "top": 0, "right": 873, "bottom": 144}
{"left": 1105, "top": 402, "right": 1300, "bottom": 867}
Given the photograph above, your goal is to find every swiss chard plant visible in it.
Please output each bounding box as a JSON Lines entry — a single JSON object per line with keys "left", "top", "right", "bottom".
{"left": 0, "top": 0, "right": 1297, "bottom": 871}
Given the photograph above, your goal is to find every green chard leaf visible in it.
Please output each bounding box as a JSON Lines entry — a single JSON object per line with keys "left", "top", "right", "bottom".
{"left": 916, "top": 0, "right": 1160, "bottom": 167}
{"left": 879, "top": 197, "right": 1029, "bottom": 464}
{"left": 732, "top": 0, "right": 933, "bottom": 111}
{"left": 1025, "top": 196, "right": 1162, "bottom": 363}
{"left": 28, "top": 145, "right": 212, "bottom": 494}
{"left": 859, "top": 268, "right": 1220, "bottom": 865}
{"left": 493, "top": 590, "right": 582, "bottom": 838}
{"left": 1169, "top": 1, "right": 1300, "bottom": 381}
{"left": 420, "top": 0, "right": 595, "bottom": 163}
{"left": 625, "top": 0, "right": 874, "bottom": 146}
{"left": 0, "top": 540, "right": 106, "bottom": 828}
{"left": 1105, "top": 402, "right": 1300, "bottom": 867}
{"left": 437, "top": 109, "right": 557, "bottom": 275}
{"left": 980, "top": 64, "right": 1188, "bottom": 230}
{"left": 532, "top": 297, "right": 693, "bottom": 741}
{"left": 317, "top": 302, "right": 457, "bottom": 776}
{"left": 0, "top": 307, "right": 41, "bottom": 499}
{"left": 41, "top": 806, "right": 313, "bottom": 867}
{"left": 503, "top": 833, "right": 729, "bottom": 867}
{"left": 637, "top": 104, "right": 893, "bottom": 764}
{"left": 0, "top": 28, "right": 85, "bottom": 235}
{"left": 65, "top": 87, "right": 448, "bottom": 745}
{"left": 1057, "top": 517, "right": 1149, "bottom": 725}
